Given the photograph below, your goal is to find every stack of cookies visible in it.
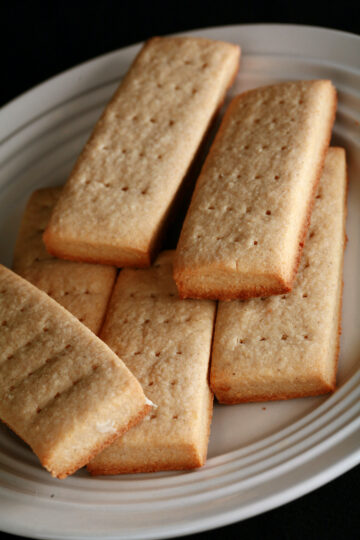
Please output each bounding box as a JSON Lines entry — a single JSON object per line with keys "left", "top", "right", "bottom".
{"left": 0, "top": 35, "right": 347, "bottom": 478}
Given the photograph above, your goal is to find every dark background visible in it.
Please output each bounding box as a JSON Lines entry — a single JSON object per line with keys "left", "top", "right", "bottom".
{"left": 1, "top": 1, "right": 359, "bottom": 539}
{"left": 1, "top": 0, "right": 359, "bottom": 108}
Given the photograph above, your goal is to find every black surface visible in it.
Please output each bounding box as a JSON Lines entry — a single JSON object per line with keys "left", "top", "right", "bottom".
{"left": 1, "top": 1, "right": 359, "bottom": 539}
{"left": 1, "top": 0, "right": 359, "bottom": 109}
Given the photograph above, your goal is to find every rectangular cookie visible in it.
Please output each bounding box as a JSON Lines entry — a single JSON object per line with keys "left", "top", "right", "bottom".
{"left": 174, "top": 80, "right": 337, "bottom": 300}
{"left": 87, "top": 251, "right": 216, "bottom": 474}
{"left": 210, "top": 148, "right": 347, "bottom": 403}
{"left": 43, "top": 37, "right": 240, "bottom": 267}
{"left": 0, "top": 265, "right": 151, "bottom": 478}
{"left": 13, "top": 187, "right": 117, "bottom": 334}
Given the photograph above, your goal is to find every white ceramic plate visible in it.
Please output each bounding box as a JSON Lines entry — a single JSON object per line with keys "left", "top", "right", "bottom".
{"left": 0, "top": 24, "right": 359, "bottom": 540}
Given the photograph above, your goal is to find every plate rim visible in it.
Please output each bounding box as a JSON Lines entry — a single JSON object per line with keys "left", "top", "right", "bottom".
{"left": 1, "top": 23, "right": 360, "bottom": 144}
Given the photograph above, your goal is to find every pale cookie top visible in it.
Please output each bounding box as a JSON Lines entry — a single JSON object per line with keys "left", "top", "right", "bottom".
{"left": 13, "top": 187, "right": 116, "bottom": 334}
{"left": 97, "top": 251, "right": 216, "bottom": 451}
{"left": 0, "top": 265, "right": 147, "bottom": 476}
{"left": 44, "top": 37, "right": 240, "bottom": 264}
{"left": 174, "top": 80, "right": 337, "bottom": 297}
{"left": 212, "top": 148, "right": 347, "bottom": 391}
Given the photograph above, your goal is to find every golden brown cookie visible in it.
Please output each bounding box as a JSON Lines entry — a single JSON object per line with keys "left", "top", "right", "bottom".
{"left": 43, "top": 37, "right": 240, "bottom": 267}
{"left": 88, "top": 251, "right": 216, "bottom": 474}
{"left": 0, "top": 265, "right": 151, "bottom": 478}
{"left": 174, "top": 80, "right": 337, "bottom": 300}
{"left": 13, "top": 187, "right": 116, "bottom": 334}
{"left": 210, "top": 148, "right": 347, "bottom": 402}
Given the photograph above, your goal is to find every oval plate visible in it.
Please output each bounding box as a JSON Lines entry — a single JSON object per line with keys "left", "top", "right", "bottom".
{"left": 0, "top": 24, "right": 359, "bottom": 540}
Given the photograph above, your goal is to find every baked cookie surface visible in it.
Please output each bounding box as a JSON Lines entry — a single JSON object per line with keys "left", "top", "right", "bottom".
{"left": 88, "top": 251, "right": 216, "bottom": 474}
{"left": 210, "top": 148, "right": 347, "bottom": 402}
{"left": 0, "top": 266, "right": 150, "bottom": 478}
{"left": 174, "top": 80, "right": 337, "bottom": 300}
{"left": 13, "top": 187, "right": 116, "bottom": 334}
{"left": 44, "top": 37, "right": 240, "bottom": 267}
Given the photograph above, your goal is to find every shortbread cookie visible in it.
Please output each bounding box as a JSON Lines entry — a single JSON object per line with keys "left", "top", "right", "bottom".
{"left": 43, "top": 37, "right": 240, "bottom": 267}
{"left": 210, "top": 148, "right": 347, "bottom": 402}
{"left": 13, "top": 187, "right": 116, "bottom": 334}
{"left": 174, "top": 80, "right": 337, "bottom": 300}
{"left": 0, "top": 265, "right": 151, "bottom": 478}
{"left": 87, "top": 251, "right": 216, "bottom": 474}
